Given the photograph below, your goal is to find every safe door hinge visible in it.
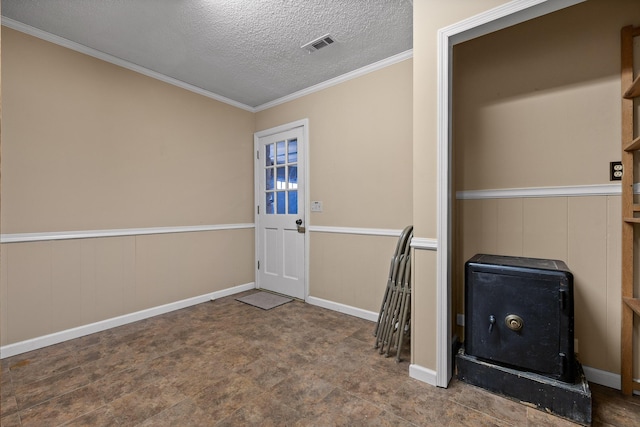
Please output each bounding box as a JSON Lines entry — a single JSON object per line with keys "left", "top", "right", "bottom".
{"left": 559, "top": 288, "right": 568, "bottom": 311}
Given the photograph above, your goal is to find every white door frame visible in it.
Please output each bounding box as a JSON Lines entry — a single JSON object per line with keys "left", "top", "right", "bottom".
{"left": 254, "top": 118, "right": 310, "bottom": 300}
{"left": 435, "top": 0, "right": 586, "bottom": 387}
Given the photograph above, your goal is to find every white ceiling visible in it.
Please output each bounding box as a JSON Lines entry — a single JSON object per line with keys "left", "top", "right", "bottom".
{"left": 1, "top": 0, "right": 413, "bottom": 110}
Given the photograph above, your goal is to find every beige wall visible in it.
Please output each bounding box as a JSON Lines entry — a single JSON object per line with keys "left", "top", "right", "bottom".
{"left": 2, "top": 0, "right": 634, "bottom": 384}
{"left": 412, "top": 0, "right": 512, "bottom": 371}
{"left": 2, "top": 28, "right": 255, "bottom": 233}
{"left": 310, "top": 233, "right": 400, "bottom": 313}
{"left": 256, "top": 60, "right": 413, "bottom": 229}
{"left": 1, "top": 28, "right": 414, "bottom": 347}
{"left": 256, "top": 59, "right": 414, "bottom": 314}
{"left": 453, "top": 0, "right": 638, "bottom": 190}
{"left": 453, "top": 0, "right": 640, "bottom": 374}
{"left": 0, "top": 28, "right": 255, "bottom": 346}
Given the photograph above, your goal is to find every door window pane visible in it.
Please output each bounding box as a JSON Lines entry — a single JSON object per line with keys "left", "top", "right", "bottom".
{"left": 266, "top": 143, "right": 274, "bottom": 167}
{"left": 288, "top": 139, "right": 297, "bottom": 163}
{"left": 263, "top": 138, "right": 300, "bottom": 216}
{"left": 266, "top": 192, "right": 274, "bottom": 214}
{"left": 265, "top": 168, "right": 274, "bottom": 191}
{"left": 276, "top": 167, "right": 286, "bottom": 190}
{"left": 288, "top": 191, "right": 298, "bottom": 214}
{"left": 288, "top": 166, "right": 297, "bottom": 189}
{"left": 276, "top": 192, "right": 286, "bottom": 214}
{"left": 276, "top": 141, "right": 286, "bottom": 165}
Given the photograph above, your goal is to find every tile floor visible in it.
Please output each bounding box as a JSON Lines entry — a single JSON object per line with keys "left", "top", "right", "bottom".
{"left": 1, "top": 291, "right": 639, "bottom": 426}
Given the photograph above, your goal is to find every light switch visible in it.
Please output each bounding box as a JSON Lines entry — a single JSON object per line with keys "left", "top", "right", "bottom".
{"left": 311, "top": 201, "right": 323, "bottom": 212}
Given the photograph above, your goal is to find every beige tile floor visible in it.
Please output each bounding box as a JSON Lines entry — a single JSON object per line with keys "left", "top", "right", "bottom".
{"left": 1, "top": 291, "right": 639, "bottom": 426}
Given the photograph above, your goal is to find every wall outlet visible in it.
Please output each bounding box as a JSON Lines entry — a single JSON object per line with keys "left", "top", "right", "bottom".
{"left": 610, "top": 161, "right": 623, "bottom": 181}
{"left": 311, "top": 201, "right": 323, "bottom": 212}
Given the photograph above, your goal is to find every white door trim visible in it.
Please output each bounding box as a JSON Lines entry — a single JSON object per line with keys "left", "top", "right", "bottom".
{"left": 435, "top": 0, "right": 586, "bottom": 388}
{"left": 254, "top": 119, "right": 310, "bottom": 300}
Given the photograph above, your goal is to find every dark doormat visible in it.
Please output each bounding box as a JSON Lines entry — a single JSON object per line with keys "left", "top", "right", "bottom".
{"left": 236, "top": 292, "right": 293, "bottom": 310}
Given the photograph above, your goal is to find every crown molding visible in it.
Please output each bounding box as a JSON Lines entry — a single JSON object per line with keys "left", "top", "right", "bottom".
{"left": 1, "top": 17, "right": 256, "bottom": 112}
{"left": 254, "top": 49, "right": 413, "bottom": 112}
{"left": 3, "top": 17, "right": 413, "bottom": 114}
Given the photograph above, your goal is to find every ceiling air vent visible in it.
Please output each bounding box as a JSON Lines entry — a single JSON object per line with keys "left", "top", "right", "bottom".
{"left": 301, "top": 34, "right": 335, "bottom": 53}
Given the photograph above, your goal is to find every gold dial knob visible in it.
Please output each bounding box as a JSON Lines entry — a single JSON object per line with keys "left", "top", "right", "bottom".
{"left": 505, "top": 314, "right": 524, "bottom": 331}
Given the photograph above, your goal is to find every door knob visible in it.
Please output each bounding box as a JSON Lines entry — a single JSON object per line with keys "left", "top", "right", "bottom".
{"left": 296, "top": 219, "right": 305, "bottom": 233}
{"left": 296, "top": 219, "right": 302, "bottom": 226}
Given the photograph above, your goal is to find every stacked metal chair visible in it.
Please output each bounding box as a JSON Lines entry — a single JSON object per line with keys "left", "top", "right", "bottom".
{"left": 373, "top": 225, "right": 413, "bottom": 362}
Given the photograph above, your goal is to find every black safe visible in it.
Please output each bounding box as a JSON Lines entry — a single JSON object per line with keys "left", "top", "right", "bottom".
{"left": 465, "top": 254, "right": 576, "bottom": 383}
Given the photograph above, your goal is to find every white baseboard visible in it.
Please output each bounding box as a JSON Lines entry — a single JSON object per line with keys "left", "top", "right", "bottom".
{"left": 306, "top": 296, "right": 379, "bottom": 322}
{"left": 409, "top": 361, "right": 627, "bottom": 391}
{"left": 0, "top": 282, "right": 255, "bottom": 359}
{"left": 410, "top": 364, "right": 438, "bottom": 386}
{"left": 306, "top": 297, "right": 629, "bottom": 391}
{"left": 4, "top": 286, "right": 630, "bottom": 393}
{"left": 581, "top": 365, "right": 620, "bottom": 390}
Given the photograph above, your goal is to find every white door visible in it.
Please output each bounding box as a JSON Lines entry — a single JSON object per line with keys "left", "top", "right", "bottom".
{"left": 255, "top": 122, "right": 306, "bottom": 300}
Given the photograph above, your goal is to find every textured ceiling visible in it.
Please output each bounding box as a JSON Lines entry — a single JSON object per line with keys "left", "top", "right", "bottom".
{"left": 1, "top": 0, "right": 413, "bottom": 109}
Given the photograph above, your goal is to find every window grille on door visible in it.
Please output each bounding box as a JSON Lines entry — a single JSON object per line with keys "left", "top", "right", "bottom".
{"left": 265, "top": 139, "right": 298, "bottom": 214}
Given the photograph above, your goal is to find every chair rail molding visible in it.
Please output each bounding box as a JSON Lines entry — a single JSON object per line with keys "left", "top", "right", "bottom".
{"left": 0, "top": 223, "right": 254, "bottom": 243}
